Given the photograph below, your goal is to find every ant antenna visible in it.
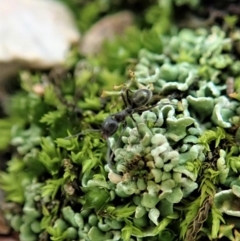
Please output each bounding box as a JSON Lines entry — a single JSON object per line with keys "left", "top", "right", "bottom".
{"left": 64, "top": 129, "right": 101, "bottom": 139}
{"left": 48, "top": 68, "right": 83, "bottom": 117}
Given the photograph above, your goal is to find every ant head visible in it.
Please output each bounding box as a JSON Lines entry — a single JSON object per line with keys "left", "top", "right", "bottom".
{"left": 102, "top": 116, "right": 119, "bottom": 139}
{"left": 131, "top": 89, "right": 152, "bottom": 108}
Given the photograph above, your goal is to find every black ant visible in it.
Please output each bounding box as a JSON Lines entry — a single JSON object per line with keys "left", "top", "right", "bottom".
{"left": 64, "top": 88, "right": 154, "bottom": 138}
{"left": 101, "top": 88, "right": 155, "bottom": 139}
{"left": 101, "top": 87, "right": 157, "bottom": 173}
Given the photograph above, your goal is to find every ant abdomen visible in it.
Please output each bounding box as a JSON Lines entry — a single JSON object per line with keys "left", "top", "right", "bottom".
{"left": 131, "top": 89, "right": 152, "bottom": 108}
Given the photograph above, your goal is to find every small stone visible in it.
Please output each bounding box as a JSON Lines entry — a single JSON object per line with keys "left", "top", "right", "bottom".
{"left": 0, "top": 0, "right": 80, "bottom": 82}
{"left": 80, "top": 11, "right": 134, "bottom": 55}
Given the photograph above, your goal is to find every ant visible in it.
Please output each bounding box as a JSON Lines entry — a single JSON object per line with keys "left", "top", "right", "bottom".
{"left": 101, "top": 87, "right": 157, "bottom": 173}
{"left": 101, "top": 88, "right": 155, "bottom": 139}
{"left": 64, "top": 87, "right": 155, "bottom": 139}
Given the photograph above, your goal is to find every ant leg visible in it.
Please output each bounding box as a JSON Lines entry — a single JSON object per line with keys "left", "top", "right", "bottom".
{"left": 135, "top": 102, "right": 175, "bottom": 126}
{"left": 107, "top": 140, "right": 121, "bottom": 174}
{"left": 106, "top": 141, "right": 116, "bottom": 172}
{"left": 64, "top": 129, "right": 101, "bottom": 139}
{"left": 130, "top": 114, "right": 142, "bottom": 135}
{"left": 121, "top": 87, "right": 134, "bottom": 108}
{"left": 136, "top": 103, "right": 162, "bottom": 126}
{"left": 107, "top": 121, "right": 128, "bottom": 173}
{"left": 121, "top": 89, "right": 129, "bottom": 108}
{"left": 135, "top": 103, "right": 158, "bottom": 113}
{"left": 49, "top": 68, "right": 83, "bottom": 117}
{"left": 130, "top": 104, "right": 159, "bottom": 134}
{"left": 125, "top": 88, "right": 134, "bottom": 106}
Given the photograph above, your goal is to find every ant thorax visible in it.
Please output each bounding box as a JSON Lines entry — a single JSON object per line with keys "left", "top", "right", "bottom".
{"left": 114, "top": 108, "right": 133, "bottom": 122}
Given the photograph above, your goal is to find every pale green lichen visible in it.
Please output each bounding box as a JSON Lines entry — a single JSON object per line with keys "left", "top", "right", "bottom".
{"left": 214, "top": 190, "right": 240, "bottom": 217}
{"left": 105, "top": 24, "right": 240, "bottom": 240}
{"left": 109, "top": 104, "right": 200, "bottom": 211}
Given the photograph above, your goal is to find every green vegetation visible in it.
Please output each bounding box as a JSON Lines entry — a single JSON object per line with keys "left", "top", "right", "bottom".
{"left": 1, "top": 0, "right": 240, "bottom": 240}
